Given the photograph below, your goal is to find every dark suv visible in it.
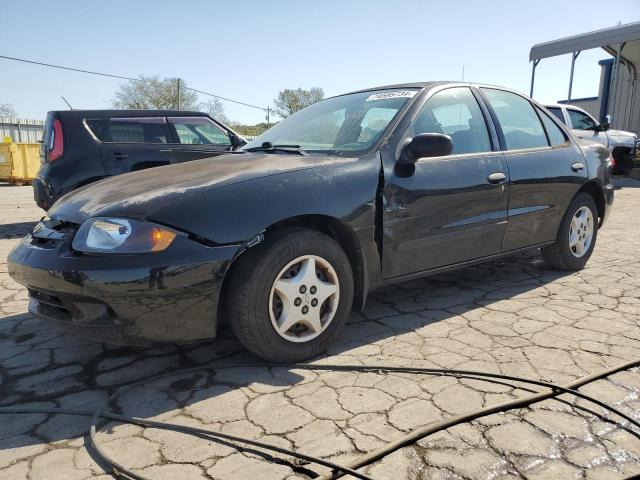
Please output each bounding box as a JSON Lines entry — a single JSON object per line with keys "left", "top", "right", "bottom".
{"left": 34, "top": 110, "right": 246, "bottom": 210}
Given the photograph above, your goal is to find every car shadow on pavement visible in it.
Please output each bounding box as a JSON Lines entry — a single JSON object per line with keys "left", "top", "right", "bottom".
{"left": 0, "top": 221, "right": 39, "bottom": 239}
{"left": 0, "top": 249, "right": 572, "bottom": 453}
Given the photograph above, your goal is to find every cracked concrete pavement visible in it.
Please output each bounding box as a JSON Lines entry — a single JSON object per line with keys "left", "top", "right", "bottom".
{"left": 0, "top": 180, "right": 639, "bottom": 479}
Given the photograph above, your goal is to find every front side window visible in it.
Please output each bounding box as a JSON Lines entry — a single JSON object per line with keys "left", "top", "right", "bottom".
{"left": 168, "top": 117, "right": 231, "bottom": 145}
{"left": 412, "top": 87, "right": 492, "bottom": 155}
{"left": 86, "top": 117, "right": 168, "bottom": 143}
{"left": 567, "top": 109, "right": 597, "bottom": 131}
{"left": 537, "top": 108, "right": 568, "bottom": 147}
{"left": 243, "top": 88, "right": 419, "bottom": 154}
{"left": 482, "top": 89, "right": 548, "bottom": 150}
{"left": 546, "top": 107, "right": 565, "bottom": 124}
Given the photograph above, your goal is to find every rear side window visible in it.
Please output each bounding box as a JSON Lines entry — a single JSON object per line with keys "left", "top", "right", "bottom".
{"left": 86, "top": 117, "right": 168, "bottom": 143}
{"left": 546, "top": 107, "right": 565, "bottom": 124}
{"left": 567, "top": 109, "right": 597, "bottom": 131}
{"left": 412, "top": 87, "right": 492, "bottom": 155}
{"left": 537, "top": 108, "right": 568, "bottom": 147}
{"left": 482, "top": 89, "right": 548, "bottom": 150}
{"left": 168, "top": 117, "right": 230, "bottom": 145}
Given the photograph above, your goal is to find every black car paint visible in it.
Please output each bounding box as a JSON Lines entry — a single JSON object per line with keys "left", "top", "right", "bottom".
{"left": 9, "top": 82, "right": 614, "bottom": 344}
{"left": 34, "top": 110, "right": 243, "bottom": 210}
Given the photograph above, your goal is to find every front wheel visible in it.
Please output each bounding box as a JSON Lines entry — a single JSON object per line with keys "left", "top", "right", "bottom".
{"left": 541, "top": 193, "right": 598, "bottom": 271}
{"left": 226, "top": 228, "right": 353, "bottom": 363}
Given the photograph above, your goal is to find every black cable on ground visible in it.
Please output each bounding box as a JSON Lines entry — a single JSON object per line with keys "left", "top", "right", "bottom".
{"left": 1, "top": 359, "right": 638, "bottom": 480}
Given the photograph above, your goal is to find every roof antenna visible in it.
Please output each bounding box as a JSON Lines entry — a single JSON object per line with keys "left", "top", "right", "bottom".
{"left": 61, "top": 96, "right": 73, "bottom": 109}
{"left": 461, "top": 65, "right": 465, "bottom": 82}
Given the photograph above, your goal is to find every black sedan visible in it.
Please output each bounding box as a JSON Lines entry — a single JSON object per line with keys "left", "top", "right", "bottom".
{"left": 8, "top": 82, "right": 614, "bottom": 362}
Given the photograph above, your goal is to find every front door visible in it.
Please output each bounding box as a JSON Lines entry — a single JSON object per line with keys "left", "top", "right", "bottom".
{"left": 163, "top": 116, "right": 234, "bottom": 163}
{"left": 566, "top": 108, "right": 608, "bottom": 148}
{"left": 382, "top": 87, "right": 509, "bottom": 279}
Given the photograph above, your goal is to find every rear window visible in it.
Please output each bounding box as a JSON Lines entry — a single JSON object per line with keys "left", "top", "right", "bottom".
{"left": 482, "top": 89, "right": 548, "bottom": 151}
{"left": 86, "top": 117, "right": 168, "bottom": 143}
{"left": 537, "top": 108, "right": 568, "bottom": 147}
{"left": 40, "top": 112, "right": 55, "bottom": 160}
{"left": 546, "top": 107, "right": 565, "bottom": 125}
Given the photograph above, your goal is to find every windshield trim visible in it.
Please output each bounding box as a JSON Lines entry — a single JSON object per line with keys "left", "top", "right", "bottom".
{"left": 243, "top": 87, "right": 425, "bottom": 157}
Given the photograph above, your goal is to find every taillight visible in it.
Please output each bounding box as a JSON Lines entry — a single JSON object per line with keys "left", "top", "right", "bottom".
{"left": 48, "top": 118, "right": 64, "bottom": 162}
{"left": 609, "top": 152, "right": 615, "bottom": 168}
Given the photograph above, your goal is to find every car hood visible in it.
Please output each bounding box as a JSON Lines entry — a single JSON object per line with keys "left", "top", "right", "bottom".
{"left": 50, "top": 152, "right": 350, "bottom": 224}
{"left": 608, "top": 129, "right": 637, "bottom": 141}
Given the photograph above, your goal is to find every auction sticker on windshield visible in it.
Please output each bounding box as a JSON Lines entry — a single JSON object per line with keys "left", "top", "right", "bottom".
{"left": 365, "top": 90, "right": 417, "bottom": 101}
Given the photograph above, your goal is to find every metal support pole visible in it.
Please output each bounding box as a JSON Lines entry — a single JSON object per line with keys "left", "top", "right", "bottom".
{"left": 627, "top": 68, "right": 636, "bottom": 130}
{"left": 529, "top": 59, "right": 540, "bottom": 97}
{"left": 610, "top": 43, "right": 625, "bottom": 128}
{"left": 176, "top": 78, "right": 181, "bottom": 110}
{"left": 266, "top": 107, "right": 270, "bottom": 127}
{"left": 567, "top": 51, "right": 581, "bottom": 102}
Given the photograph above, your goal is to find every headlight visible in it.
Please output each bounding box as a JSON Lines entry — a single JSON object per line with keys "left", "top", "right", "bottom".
{"left": 72, "top": 217, "right": 178, "bottom": 254}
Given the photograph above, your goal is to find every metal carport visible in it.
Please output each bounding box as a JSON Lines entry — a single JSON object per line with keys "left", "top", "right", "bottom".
{"left": 529, "top": 21, "right": 640, "bottom": 133}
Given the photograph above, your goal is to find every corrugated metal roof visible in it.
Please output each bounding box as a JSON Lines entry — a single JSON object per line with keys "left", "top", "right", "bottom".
{"left": 530, "top": 22, "right": 640, "bottom": 61}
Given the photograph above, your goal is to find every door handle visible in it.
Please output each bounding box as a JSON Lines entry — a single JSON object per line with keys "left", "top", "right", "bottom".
{"left": 571, "top": 162, "right": 584, "bottom": 172}
{"left": 113, "top": 152, "right": 128, "bottom": 160}
{"left": 487, "top": 172, "right": 507, "bottom": 184}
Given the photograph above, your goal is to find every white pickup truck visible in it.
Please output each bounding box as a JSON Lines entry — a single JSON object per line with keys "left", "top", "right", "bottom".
{"left": 545, "top": 103, "right": 639, "bottom": 175}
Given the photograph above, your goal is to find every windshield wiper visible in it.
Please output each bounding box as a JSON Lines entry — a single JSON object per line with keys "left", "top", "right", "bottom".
{"left": 244, "top": 142, "right": 308, "bottom": 155}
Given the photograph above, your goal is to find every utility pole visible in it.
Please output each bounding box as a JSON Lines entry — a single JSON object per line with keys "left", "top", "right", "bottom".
{"left": 266, "top": 107, "right": 270, "bottom": 127}
{"left": 176, "top": 78, "right": 181, "bottom": 110}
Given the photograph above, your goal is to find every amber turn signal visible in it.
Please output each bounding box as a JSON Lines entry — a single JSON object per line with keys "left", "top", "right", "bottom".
{"left": 151, "top": 228, "right": 177, "bottom": 252}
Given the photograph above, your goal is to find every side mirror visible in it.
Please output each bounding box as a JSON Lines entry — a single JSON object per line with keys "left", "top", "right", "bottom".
{"left": 230, "top": 134, "right": 247, "bottom": 149}
{"left": 598, "top": 115, "right": 611, "bottom": 132}
{"left": 598, "top": 121, "right": 611, "bottom": 132}
{"left": 399, "top": 133, "right": 453, "bottom": 164}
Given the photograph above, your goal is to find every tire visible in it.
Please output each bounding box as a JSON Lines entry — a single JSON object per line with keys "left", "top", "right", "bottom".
{"left": 226, "top": 228, "right": 354, "bottom": 363}
{"left": 541, "top": 193, "right": 598, "bottom": 271}
{"left": 612, "top": 150, "right": 634, "bottom": 176}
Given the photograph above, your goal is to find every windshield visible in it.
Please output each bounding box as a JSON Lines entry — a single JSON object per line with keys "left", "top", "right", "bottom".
{"left": 244, "top": 88, "right": 420, "bottom": 154}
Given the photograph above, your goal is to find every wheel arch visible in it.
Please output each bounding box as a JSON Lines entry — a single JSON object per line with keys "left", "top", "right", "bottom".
{"left": 575, "top": 181, "right": 606, "bottom": 227}
{"left": 217, "top": 214, "right": 368, "bottom": 327}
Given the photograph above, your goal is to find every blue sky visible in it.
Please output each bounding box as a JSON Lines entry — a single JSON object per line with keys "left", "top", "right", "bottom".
{"left": 1, "top": 0, "right": 638, "bottom": 124}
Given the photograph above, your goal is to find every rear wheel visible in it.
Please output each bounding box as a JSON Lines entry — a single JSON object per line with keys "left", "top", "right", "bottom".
{"left": 226, "top": 228, "right": 353, "bottom": 363}
{"left": 541, "top": 193, "right": 598, "bottom": 271}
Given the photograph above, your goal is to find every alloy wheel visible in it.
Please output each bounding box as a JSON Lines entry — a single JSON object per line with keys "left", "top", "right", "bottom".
{"left": 269, "top": 255, "right": 340, "bottom": 342}
{"left": 568, "top": 206, "right": 594, "bottom": 258}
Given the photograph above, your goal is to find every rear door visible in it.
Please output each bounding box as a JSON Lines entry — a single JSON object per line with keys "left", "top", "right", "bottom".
{"left": 88, "top": 117, "right": 173, "bottom": 175}
{"left": 163, "top": 116, "right": 233, "bottom": 162}
{"left": 381, "top": 86, "right": 509, "bottom": 279}
{"left": 481, "top": 88, "right": 588, "bottom": 251}
{"left": 566, "top": 108, "right": 608, "bottom": 148}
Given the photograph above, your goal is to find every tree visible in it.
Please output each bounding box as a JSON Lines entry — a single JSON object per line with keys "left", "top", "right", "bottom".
{"left": 111, "top": 75, "right": 199, "bottom": 110}
{"left": 202, "top": 98, "right": 229, "bottom": 123}
{"left": 0, "top": 103, "right": 17, "bottom": 117}
{"left": 273, "top": 87, "right": 324, "bottom": 118}
{"left": 229, "top": 122, "right": 271, "bottom": 136}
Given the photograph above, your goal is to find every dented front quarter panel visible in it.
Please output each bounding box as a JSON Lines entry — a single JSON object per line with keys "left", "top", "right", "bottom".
{"left": 149, "top": 152, "right": 384, "bottom": 289}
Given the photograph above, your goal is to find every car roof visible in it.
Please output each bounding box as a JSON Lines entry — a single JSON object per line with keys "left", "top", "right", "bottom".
{"left": 339, "top": 81, "right": 531, "bottom": 97}
{"left": 51, "top": 109, "right": 210, "bottom": 119}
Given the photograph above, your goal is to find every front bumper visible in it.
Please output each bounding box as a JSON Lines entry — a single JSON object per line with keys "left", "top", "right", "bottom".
{"left": 8, "top": 224, "right": 241, "bottom": 344}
